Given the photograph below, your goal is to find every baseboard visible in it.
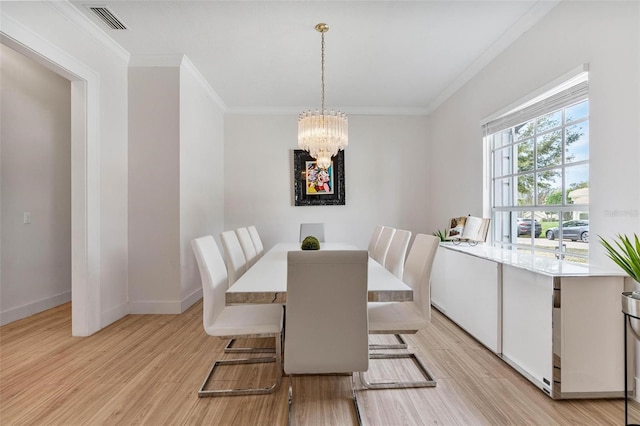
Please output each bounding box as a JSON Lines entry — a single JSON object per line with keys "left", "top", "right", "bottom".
{"left": 431, "top": 301, "right": 445, "bottom": 313}
{"left": 125, "top": 289, "right": 202, "bottom": 315}
{"left": 101, "top": 302, "right": 129, "bottom": 328}
{"left": 181, "top": 288, "right": 202, "bottom": 312}
{"left": 0, "top": 291, "right": 71, "bottom": 326}
{"left": 128, "top": 300, "right": 183, "bottom": 314}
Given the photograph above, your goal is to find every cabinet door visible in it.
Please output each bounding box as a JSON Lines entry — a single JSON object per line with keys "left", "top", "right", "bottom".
{"left": 502, "top": 265, "right": 553, "bottom": 395}
{"left": 560, "top": 276, "right": 625, "bottom": 395}
{"left": 431, "top": 248, "right": 448, "bottom": 312}
{"left": 443, "top": 249, "right": 500, "bottom": 352}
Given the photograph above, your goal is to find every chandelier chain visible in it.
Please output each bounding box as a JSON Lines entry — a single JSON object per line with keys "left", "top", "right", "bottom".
{"left": 321, "top": 31, "right": 325, "bottom": 114}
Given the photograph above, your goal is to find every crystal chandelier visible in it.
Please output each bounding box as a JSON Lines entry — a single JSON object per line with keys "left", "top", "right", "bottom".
{"left": 298, "top": 23, "right": 348, "bottom": 170}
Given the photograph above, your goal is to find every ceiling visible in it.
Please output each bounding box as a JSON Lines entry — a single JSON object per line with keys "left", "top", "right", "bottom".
{"left": 70, "top": 1, "right": 557, "bottom": 114}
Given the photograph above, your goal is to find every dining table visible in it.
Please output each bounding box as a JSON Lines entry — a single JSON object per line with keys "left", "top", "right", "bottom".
{"left": 225, "top": 242, "right": 413, "bottom": 305}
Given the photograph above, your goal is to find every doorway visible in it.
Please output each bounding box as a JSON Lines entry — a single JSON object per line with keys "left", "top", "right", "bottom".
{"left": 1, "top": 31, "right": 100, "bottom": 336}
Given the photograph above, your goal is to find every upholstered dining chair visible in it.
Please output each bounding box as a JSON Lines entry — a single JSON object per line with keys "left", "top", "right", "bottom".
{"left": 247, "top": 225, "right": 264, "bottom": 259}
{"left": 367, "top": 225, "right": 384, "bottom": 256}
{"left": 372, "top": 226, "right": 395, "bottom": 265}
{"left": 384, "top": 229, "right": 412, "bottom": 279}
{"left": 299, "top": 222, "right": 325, "bottom": 242}
{"left": 285, "top": 250, "right": 369, "bottom": 425}
{"left": 361, "top": 233, "right": 439, "bottom": 389}
{"left": 220, "top": 230, "right": 247, "bottom": 287}
{"left": 191, "top": 235, "right": 283, "bottom": 397}
{"left": 369, "top": 228, "right": 413, "bottom": 351}
{"left": 236, "top": 227, "right": 258, "bottom": 268}
{"left": 221, "top": 229, "right": 274, "bottom": 354}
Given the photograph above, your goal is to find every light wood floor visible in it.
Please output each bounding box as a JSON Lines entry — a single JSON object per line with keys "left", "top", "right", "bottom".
{"left": 0, "top": 301, "right": 631, "bottom": 425}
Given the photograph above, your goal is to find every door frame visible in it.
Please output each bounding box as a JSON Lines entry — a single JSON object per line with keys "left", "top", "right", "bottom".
{"left": 1, "top": 22, "right": 101, "bottom": 336}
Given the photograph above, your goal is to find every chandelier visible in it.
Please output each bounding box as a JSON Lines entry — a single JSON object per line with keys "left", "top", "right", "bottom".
{"left": 298, "top": 23, "right": 348, "bottom": 170}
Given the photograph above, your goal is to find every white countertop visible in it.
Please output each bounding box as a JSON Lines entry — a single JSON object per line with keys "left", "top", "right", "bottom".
{"left": 438, "top": 242, "right": 624, "bottom": 277}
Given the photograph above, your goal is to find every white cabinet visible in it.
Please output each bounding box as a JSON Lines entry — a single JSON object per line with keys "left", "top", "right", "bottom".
{"left": 502, "top": 265, "right": 554, "bottom": 395}
{"left": 432, "top": 243, "right": 626, "bottom": 399}
{"left": 431, "top": 246, "right": 500, "bottom": 353}
{"left": 559, "top": 276, "right": 625, "bottom": 396}
{"left": 502, "top": 266, "right": 625, "bottom": 398}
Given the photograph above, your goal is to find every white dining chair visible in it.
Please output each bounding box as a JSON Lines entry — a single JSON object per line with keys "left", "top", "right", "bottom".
{"left": 220, "top": 230, "right": 247, "bottom": 287}
{"left": 236, "top": 227, "right": 258, "bottom": 268}
{"left": 369, "top": 228, "right": 413, "bottom": 351}
{"left": 299, "top": 223, "right": 325, "bottom": 242}
{"left": 285, "top": 250, "right": 369, "bottom": 425}
{"left": 361, "top": 233, "right": 439, "bottom": 389}
{"left": 221, "top": 229, "right": 274, "bottom": 354}
{"left": 372, "top": 226, "right": 395, "bottom": 265}
{"left": 191, "top": 235, "right": 283, "bottom": 397}
{"left": 367, "top": 225, "right": 384, "bottom": 256}
{"left": 247, "top": 225, "right": 264, "bottom": 259}
{"left": 384, "top": 229, "right": 412, "bottom": 279}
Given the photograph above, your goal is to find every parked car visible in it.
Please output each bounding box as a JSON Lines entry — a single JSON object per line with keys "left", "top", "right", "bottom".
{"left": 517, "top": 218, "right": 542, "bottom": 237}
{"left": 546, "top": 220, "right": 589, "bottom": 242}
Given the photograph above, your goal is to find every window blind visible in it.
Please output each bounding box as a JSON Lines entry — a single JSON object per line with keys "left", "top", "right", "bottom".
{"left": 483, "top": 80, "right": 588, "bottom": 136}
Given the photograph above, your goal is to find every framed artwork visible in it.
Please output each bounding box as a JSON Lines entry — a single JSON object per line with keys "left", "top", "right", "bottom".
{"left": 293, "top": 149, "right": 345, "bottom": 206}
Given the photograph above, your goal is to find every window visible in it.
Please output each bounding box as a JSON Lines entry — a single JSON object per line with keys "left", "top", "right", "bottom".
{"left": 484, "top": 75, "right": 589, "bottom": 263}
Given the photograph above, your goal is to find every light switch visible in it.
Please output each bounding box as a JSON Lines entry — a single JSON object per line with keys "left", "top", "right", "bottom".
{"left": 23, "top": 212, "right": 31, "bottom": 224}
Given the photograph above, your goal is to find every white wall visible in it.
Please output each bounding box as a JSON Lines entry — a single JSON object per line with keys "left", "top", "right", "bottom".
{"left": 128, "top": 66, "right": 181, "bottom": 312}
{"left": 427, "top": 1, "right": 640, "bottom": 267}
{"left": 0, "top": 44, "right": 71, "bottom": 325}
{"left": 128, "top": 57, "right": 225, "bottom": 313}
{"left": 179, "top": 60, "right": 225, "bottom": 307}
{"left": 224, "top": 114, "right": 430, "bottom": 249}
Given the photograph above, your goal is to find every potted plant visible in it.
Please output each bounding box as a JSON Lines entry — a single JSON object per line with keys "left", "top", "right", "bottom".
{"left": 599, "top": 233, "right": 640, "bottom": 283}
{"left": 433, "top": 229, "right": 447, "bottom": 242}
{"left": 300, "top": 236, "right": 320, "bottom": 250}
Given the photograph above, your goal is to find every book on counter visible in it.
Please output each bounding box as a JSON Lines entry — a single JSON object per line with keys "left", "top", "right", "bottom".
{"left": 445, "top": 215, "right": 490, "bottom": 243}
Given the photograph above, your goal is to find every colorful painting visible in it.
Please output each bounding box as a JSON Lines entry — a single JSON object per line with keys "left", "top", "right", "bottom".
{"left": 305, "top": 161, "right": 334, "bottom": 195}
{"left": 293, "top": 150, "right": 345, "bottom": 206}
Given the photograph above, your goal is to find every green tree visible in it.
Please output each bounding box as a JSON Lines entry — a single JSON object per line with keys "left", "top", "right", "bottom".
{"left": 546, "top": 190, "right": 563, "bottom": 205}
{"left": 515, "top": 113, "right": 584, "bottom": 206}
{"left": 544, "top": 182, "right": 589, "bottom": 219}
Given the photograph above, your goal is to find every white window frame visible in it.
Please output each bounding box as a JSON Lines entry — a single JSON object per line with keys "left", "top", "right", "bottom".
{"left": 482, "top": 67, "right": 590, "bottom": 262}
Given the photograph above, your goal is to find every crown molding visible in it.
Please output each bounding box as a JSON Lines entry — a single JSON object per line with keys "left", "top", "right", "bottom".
{"left": 180, "top": 55, "right": 227, "bottom": 111}
{"left": 225, "top": 106, "right": 430, "bottom": 116}
{"left": 425, "top": 0, "right": 560, "bottom": 115}
{"left": 128, "top": 54, "right": 227, "bottom": 111}
{"left": 45, "top": 0, "right": 130, "bottom": 63}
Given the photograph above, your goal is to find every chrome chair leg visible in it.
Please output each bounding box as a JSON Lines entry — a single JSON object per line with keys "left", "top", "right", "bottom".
{"left": 369, "top": 333, "right": 408, "bottom": 350}
{"left": 287, "top": 375, "right": 293, "bottom": 426}
{"left": 224, "top": 338, "right": 276, "bottom": 353}
{"left": 198, "top": 332, "right": 282, "bottom": 397}
{"left": 351, "top": 374, "right": 363, "bottom": 426}
{"left": 360, "top": 352, "right": 436, "bottom": 389}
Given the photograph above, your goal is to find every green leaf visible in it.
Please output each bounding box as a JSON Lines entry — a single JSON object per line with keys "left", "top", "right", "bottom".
{"left": 599, "top": 234, "right": 640, "bottom": 281}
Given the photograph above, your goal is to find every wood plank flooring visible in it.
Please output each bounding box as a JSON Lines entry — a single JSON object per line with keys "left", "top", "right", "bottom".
{"left": 0, "top": 301, "right": 633, "bottom": 425}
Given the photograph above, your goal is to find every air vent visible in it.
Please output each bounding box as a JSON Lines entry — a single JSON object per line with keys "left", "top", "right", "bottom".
{"left": 87, "top": 6, "right": 127, "bottom": 30}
